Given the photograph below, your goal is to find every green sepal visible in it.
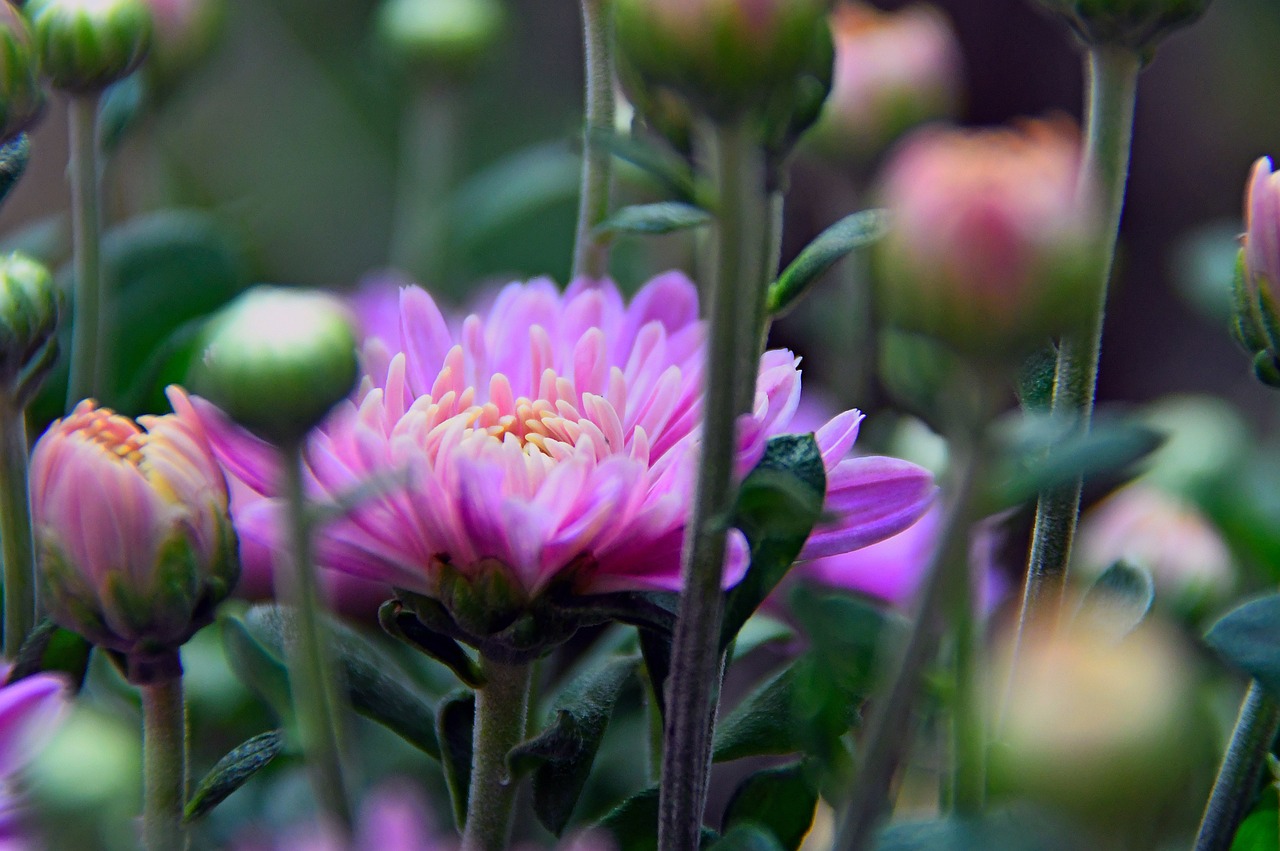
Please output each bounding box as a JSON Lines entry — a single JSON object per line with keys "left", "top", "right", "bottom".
{"left": 379, "top": 598, "right": 485, "bottom": 689}
{"left": 508, "top": 656, "right": 639, "bottom": 835}
{"left": 721, "top": 761, "right": 819, "bottom": 851}
{"left": 183, "top": 730, "right": 284, "bottom": 823}
{"left": 436, "top": 689, "right": 476, "bottom": 831}
{"left": 1231, "top": 249, "right": 1267, "bottom": 355}
{"left": 1254, "top": 351, "right": 1280, "bottom": 389}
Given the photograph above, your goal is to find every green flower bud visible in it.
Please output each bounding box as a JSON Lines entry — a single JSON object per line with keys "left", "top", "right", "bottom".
{"left": 0, "top": 5, "right": 45, "bottom": 141}
{"left": 191, "top": 286, "right": 359, "bottom": 445}
{"left": 27, "top": 0, "right": 153, "bottom": 93}
{"left": 375, "top": 0, "right": 503, "bottom": 76}
{"left": 1036, "top": 0, "right": 1209, "bottom": 54}
{"left": 614, "top": 0, "right": 832, "bottom": 122}
{"left": 0, "top": 251, "right": 58, "bottom": 405}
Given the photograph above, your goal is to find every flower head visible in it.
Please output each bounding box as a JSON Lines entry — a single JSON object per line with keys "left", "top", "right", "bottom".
{"left": 810, "top": 3, "right": 962, "bottom": 162}
{"left": 875, "top": 118, "right": 1099, "bottom": 360}
{"left": 191, "top": 274, "right": 933, "bottom": 658}
{"left": 32, "top": 388, "right": 238, "bottom": 683}
{"left": 27, "top": 0, "right": 153, "bottom": 93}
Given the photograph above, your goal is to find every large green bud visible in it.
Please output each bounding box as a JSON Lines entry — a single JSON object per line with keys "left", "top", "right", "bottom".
{"left": 190, "top": 286, "right": 359, "bottom": 445}
{"left": 27, "top": 0, "right": 153, "bottom": 93}
{"left": 0, "top": 5, "right": 45, "bottom": 141}
{"left": 614, "top": 0, "right": 833, "bottom": 124}
{"left": 1036, "top": 0, "right": 1210, "bottom": 55}
{"left": 0, "top": 251, "right": 58, "bottom": 405}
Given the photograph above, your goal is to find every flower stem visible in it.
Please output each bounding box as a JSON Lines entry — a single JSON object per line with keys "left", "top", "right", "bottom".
{"left": 836, "top": 431, "right": 989, "bottom": 850}
{"left": 658, "top": 119, "right": 770, "bottom": 851}
{"left": 66, "top": 93, "right": 105, "bottom": 408}
{"left": 571, "top": 0, "right": 615, "bottom": 282}
{"left": 1193, "top": 682, "right": 1280, "bottom": 851}
{"left": 280, "top": 439, "right": 352, "bottom": 831}
{"left": 141, "top": 676, "right": 188, "bottom": 851}
{"left": 0, "top": 406, "right": 35, "bottom": 659}
{"left": 461, "top": 658, "right": 533, "bottom": 851}
{"left": 390, "top": 81, "right": 456, "bottom": 289}
{"left": 1012, "top": 45, "right": 1140, "bottom": 634}
{"left": 949, "top": 547, "right": 984, "bottom": 815}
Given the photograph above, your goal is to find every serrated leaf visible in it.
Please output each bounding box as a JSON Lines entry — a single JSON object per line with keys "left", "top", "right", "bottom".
{"left": 184, "top": 730, "right": 284, "bottom": 823}
{"left": 1073, "top": 560, "right": 1155, "bottom": 640}
{"left": 220, "top": 617, "right": 292, "bottom": 721}
{"left": 1205, "top": 593, "right": 1280, "bottom": 698}
{"left": 722, "top": 762, "right": 818, "bottom": 851}
{"left": 593, "top": 202, "right": 711, "bottom": 239}
{"left": 713, "top": 665, "right": 798, "bottom": 762}
{"left": 242, "top": 606, "right": 439, "bottom": 758}
{"left": 510, "top": 657, "right": 639, "bottom": 835}
{"left": 766, "top": 210, "right": 889, "bottom": 317}
{"left": 720, "top": 434, "right": 826, "bottom": 650}
{"left": 437, "top": 690, "right": 476, "bottom": 831}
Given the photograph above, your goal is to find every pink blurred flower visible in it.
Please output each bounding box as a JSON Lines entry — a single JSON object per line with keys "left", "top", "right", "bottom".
{"left": 31, "top": 389, "right": 238, "bottom": 682}
{"left": 811, "top": 2, "right": 963, "bottom": 161}
{"left": 188, "top": 274, "right": 933, "bottom": 635}
{"left": 0, "top": 668, "right": 70, "bottom": 846}
{"left": 1244, "top": 157, "right": 1280, "bottom": 302}
{"left": 236, "top": 784, "right": 442, "bottom": 851}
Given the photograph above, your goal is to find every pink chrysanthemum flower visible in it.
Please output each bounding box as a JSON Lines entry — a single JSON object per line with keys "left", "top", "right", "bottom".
{"left": 187, "top": 274, "right": 933, "bottom": 644}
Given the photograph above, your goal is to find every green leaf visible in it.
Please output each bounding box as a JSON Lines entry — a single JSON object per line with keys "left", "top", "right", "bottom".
{"left": 1073, "top": 560, "right": 1155, "bottom": 640}
{"left": 379, "top": 600, "right": 485, "bottom": 689}
{"left": 7, "top": 619, "right": 92, "bottom": 692}
{"left": 509, "top": 657, "right": 639, "bottom": 835}
{"left": 1231, "top": 795, "right": 1280, "bottom": 851}
{"left": 713, "top": 665, "right": 799, "bottom": 762}
{"left": 242, "top": 606, "right": 440, "bottom": 758}
{"left": 593, "top": 202, "right": 711, "bottom": 239}
{"left": 730, "top": 613, "right": 794, "bottom": 662}
{"left": 1205, "top": 593, "right": 1280, "bottom": 698}
{"left": 874, "top": 811, "right": 1086, "bottom": 851}
{"left": 722, "top": 762, "right": 818, "bottom": 851}
{"left": 720, "top": 434, "right": 826, "bottom": 650}
{"left": 220, "top": 617, "right": 292, "bottom": 721}
{"left": 450, "top": 143, "right": 582, "bottom": 250}
{"left": 597, "top": 786, "right": 720, "bottom": 851}
{"left": 183, "top": 730, "right": 284, "bottom": 823}
{"left": 1017, "top": 345, "right": 1058, "bottom": 413}
{"left": 766, "top": 210, "right": 889, "bottom": 317}
{"left": 709, "top": 824, "right": 785, "bottom": 851}
{"left": 437, "top": 690, "right": 476, "bottom": 831}
{"left": 0, "top": 134, "right": 30, "bottom": 210}
{"left": 587, "top": 128, "right": 698, "bottom": 202}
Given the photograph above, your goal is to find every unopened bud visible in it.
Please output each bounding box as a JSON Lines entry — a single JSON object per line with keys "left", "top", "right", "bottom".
{"left": 0, "top": 5, "right": 44, "bottom": 141}
{"left": 27, "top": 0, "right": 152, "bottom": 93}
{"left": 190, "top": 286, "right": 359, "bottom": 445}
{"left": 0, "top": 251, "right": 57, "bottom": 405}
{"left": 375, "top": 0, "right": 503, "bottom": 76}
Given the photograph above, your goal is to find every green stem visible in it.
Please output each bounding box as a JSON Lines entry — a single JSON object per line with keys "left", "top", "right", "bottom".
{"left": 0, "top": 406, "right": 35, "bottom": 658}
{"left": 461, "top": 658, "right": 533, "bottom": 851}
{"left": 390, "top": 81, "right": 456, "bottom": 290}
{"left": 949, "top": 545, "right": 984, "bottom": 815}
{"left": 754, "top": 190, "right": 785, "bottom": 354}
{"left": 66, "top": 94, "right": 105, "bottom": 408}
{"left": 280, "top": 440, "right": 352, "bottom": 831}
{"left": 658, "top": 120, "right": 770, "bottom": 851}
{"left": 571, "top": 0, "right": 615, "bottom": 281}
{"left": 141, "top": 677, "right": 188, "bottom": 851}
{"left": 836, "top": 433, "right": 989, "bottom": 850}
{"left": 1193, "top": 682, "right": 1280, "bottom": 851}
{"left": 1013, "top": 46, "right": 1140, "bottom": 632}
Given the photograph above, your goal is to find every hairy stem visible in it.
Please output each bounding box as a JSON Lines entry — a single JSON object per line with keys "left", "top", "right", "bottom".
{"left": 658, "top": 120, "right": 770, "bottom": 851}
{"left": 1193, "top": 682, "right": 1280, "bottom": 851}
{"left": 141, "top": 677, "right": 188, "bottom": 851}
{"left": 1012, "top": 46, "right": 1140, "bottom": 634}
{"left": 460, "top": 659, "right": 534, "bottom": 851}
{"left": 0, "top": 407, "right": 35, "bottom": 658}
{"left": 280, "top": 440, "right": 352, "bottom": 830}
{"left": 571, "top": 0, "right": 615, "bottom": 281}
{"left": 66, "top": 94, "right": 105, "bottom": 408}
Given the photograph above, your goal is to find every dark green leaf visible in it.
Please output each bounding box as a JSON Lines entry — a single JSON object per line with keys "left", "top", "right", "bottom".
{"left": 1205, "top": 593, "right": 1280, "bottom": 698}
{"left": 767, "top": 210, "right": 889, "bottom": 317}
{"left": 597, "top": 786, "right": 719, "bottom": 851}
{"left": 0, "top": 134, "right": 30, "bottom": 210}
{"left": 1073, "top": 560, "right": 1155, "bottom": 640}
{"left": 720, "top": 434, "right": 826, "bottom": 650}
{"left": 379, "top": 600, "right": 485, "bottom": 689}
{"left": 437, "top": 690, "right": 476, "bottom": 831}
{"left": 244, "top": 606, "right": 440, "bottom": 758}
{"left": 510, "top": 657, "right": 639, "bottom": 835}
{"left": 220, "top": 617, "right": 293, "bottom": 722}
{"left": 184, "top": 730, "right": 284, "bottom": 823}
{"left": 730, "top": 614, "right": 793, "bottom": 661}
{"left": 593, "top": 202, "right": 711, "bottom": 239}
{"left": 1017, "top": 345, "right": 1058, "bottom": 413}
{"left": 7, "top": 619, "right": 91, "bottom": 692}
{"left": 722, "top": 762, "right": 818, "bottom": 851}
{"left": 713, "top": 665, "right": 799, "bottom": 762}
{"left": 709, "top": 824, "right": 785, "bottom": 851}
{"left": 1231, "top": 796, "right": 1279, "bottom": 851}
